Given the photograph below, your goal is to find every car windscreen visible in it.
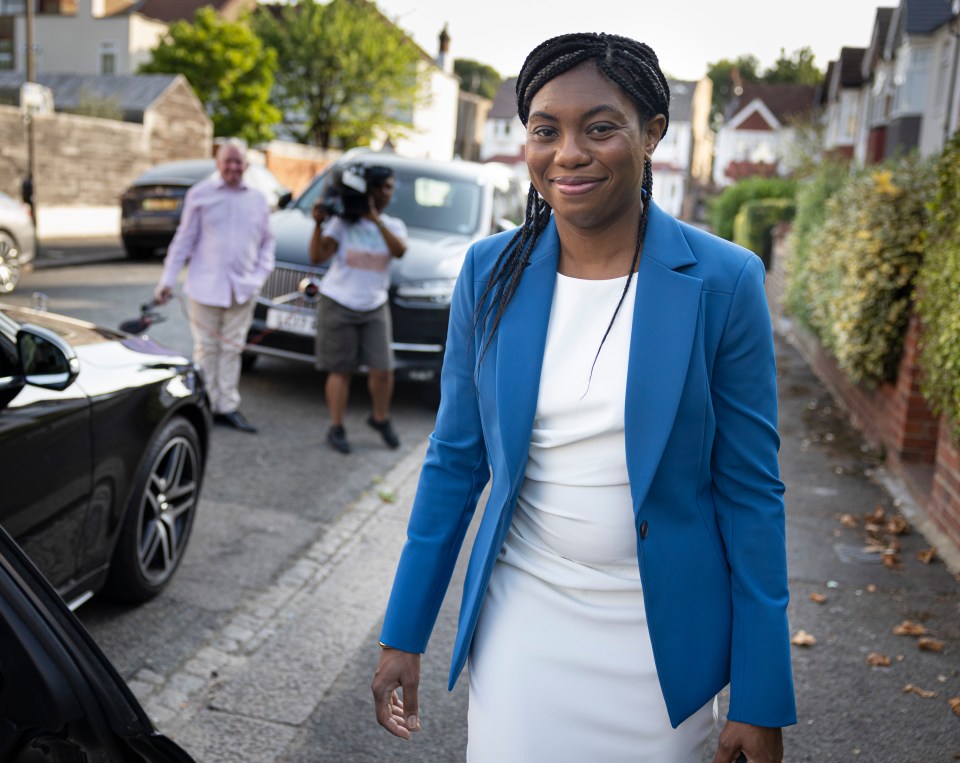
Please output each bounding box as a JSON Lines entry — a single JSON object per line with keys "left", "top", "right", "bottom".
{"left": 296, "top": 167, "right": 482, "bottom": 236}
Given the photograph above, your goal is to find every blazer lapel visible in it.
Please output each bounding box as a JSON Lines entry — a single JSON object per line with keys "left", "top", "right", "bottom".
{"left": 494, "top": 221, "right": 560, "bottom": 490}
{"left": 625, "top": 202, "right": 703, "bottom": 513}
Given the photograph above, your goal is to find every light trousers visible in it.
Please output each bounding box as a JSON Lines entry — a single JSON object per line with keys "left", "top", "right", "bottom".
{"left": 188, "top": 296, "right": 255, "bottom": 415}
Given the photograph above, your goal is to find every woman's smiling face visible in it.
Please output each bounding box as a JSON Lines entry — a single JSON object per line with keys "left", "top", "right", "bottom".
{"left": 525, "top": 62, "right": 664, "bottom": 233}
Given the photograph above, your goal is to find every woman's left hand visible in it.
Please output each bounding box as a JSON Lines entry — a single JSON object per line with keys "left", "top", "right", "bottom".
{"left": 712, "top": 720, "right": 783, "bottom": 763}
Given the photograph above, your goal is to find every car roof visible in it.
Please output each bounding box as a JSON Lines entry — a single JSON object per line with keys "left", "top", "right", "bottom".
{"left": 344, "top": 151, "right": 515, "bottom": 183}
{"left": 132, "top": 160, "right": 217, "bottom": 186}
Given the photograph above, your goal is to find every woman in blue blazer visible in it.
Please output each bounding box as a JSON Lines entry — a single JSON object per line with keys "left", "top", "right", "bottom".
{"left": 373, "top": 33, "right": 796, "bottom": 762}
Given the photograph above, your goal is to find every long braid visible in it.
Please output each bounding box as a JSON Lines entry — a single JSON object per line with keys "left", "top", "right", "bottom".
{"left": 472, "top": 33, "right": 670, "bottom": 369}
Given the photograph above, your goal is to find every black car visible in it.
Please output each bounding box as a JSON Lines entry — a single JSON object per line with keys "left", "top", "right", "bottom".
{"left": 243, "top": 152, "right": 527, "bottom": 399}
{"left": 0, "top": 520, "right": 197, "bottom": 760}
{"left": 0, "top": 303, "right": 211, "bottom": 608}
{"left": 119, "top": 159, "right": 291, "bottom": 260}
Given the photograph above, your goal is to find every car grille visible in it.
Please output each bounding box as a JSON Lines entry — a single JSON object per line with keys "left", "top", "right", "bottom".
{"left": 260, "top": 264, "right": 327, "bottom": 308}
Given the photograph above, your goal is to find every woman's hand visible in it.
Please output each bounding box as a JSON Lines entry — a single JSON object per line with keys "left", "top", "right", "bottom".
{"left": 371, "top": 647, "right": 422, "bottom": 739}
{"left": 712, "top": 720, "right": 783, "bottom": 763}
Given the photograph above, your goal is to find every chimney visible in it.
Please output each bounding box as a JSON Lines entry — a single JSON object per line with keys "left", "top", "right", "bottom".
{"left": 79, "top": 0, "right": 107, "bottom": 18}
{"left": 437, "top": 23, "right": 452, "bottom": 74}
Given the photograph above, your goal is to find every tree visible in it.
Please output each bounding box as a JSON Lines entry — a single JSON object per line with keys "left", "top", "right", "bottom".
{"left": 763, "top": 47, "right": 823, "bottom": 86}
{"left": 252, "top": 0, "right": 425, "bottom": 149}
{"left": 706, "top": 55, "right": 760, "bottom": 130}
{"left": 454, "top": 58, "right": 502, "bottom": 100}
{"left": 140, "top": 7, "right": 281, "bottom": 144}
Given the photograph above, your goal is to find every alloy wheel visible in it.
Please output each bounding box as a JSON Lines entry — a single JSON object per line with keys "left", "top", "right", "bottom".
{"left": 0, "top": 234, "right": 21, "bottom": 293}
{"left": 136, "top": 435, "right": 199, "bottom": 586}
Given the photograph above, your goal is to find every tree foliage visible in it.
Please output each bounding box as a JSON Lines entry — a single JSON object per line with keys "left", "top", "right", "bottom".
{"left": 455, "top": 58, "right": 502, "bottom": 100}
{"left": 139, "top": 7, "right": 280, "bottom": 144}
{"left": 764, "top": 46, "right": 822, "bottom": 86}
{"left": 252, "top": 0, "right": 424, "bottom": 149}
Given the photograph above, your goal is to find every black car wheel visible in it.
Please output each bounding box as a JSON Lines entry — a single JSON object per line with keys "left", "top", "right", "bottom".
{"left": 122, "top": 237, "right": 156, "bottom": 260}
{"left": 106, "top": 416, "right": 202, "bottom": 602}
{"left": 241, "top": 351, "right": 258, "bottom": 371}
{"left": 0, "top": 231, "right": 21, "bottom": 293}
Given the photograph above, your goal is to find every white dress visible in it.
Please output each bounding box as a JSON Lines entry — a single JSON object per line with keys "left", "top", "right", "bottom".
{"left": 467, "top": 273, "right": 717, "bottom": 762}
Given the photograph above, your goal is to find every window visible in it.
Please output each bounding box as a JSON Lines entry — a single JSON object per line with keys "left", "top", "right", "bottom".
{"left": 98, "top": 40, "right": 117, "bottom": 75}
{"left": 0, "top": 16, "right": 13, "bottom": 71}
{"left": 893, "top": 45, "right": 930, "bottom": 115}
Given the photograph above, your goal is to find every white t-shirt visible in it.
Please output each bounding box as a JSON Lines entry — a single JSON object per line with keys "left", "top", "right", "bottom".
{"left": 319, "top": 214, "right": 408, "bottom": 312}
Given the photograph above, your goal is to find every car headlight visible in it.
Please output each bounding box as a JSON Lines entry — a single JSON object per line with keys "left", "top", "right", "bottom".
{"left": 394, "top": 279, "right": 457, "bottom": 307}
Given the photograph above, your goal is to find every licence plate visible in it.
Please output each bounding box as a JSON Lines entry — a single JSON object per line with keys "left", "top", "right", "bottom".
{"left": 141, "top": 198, "right": 179, "bottom": 211}
{"left": 266, "top": 308, "right": 316, "bottom": 336}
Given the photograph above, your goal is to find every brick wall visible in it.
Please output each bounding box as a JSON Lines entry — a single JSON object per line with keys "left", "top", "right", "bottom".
{"left": 931, "top": 421, "right": 960, "bottom": 547}
{"left": 769, "top": 226, "right": 960, "bottom": 553}
{"left": 262, "top": 141, "right": 340, "bottom": 197}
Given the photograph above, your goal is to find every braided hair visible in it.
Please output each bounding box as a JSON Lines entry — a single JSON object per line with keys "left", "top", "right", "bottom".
{"left": 474, "top": 33, "right": 670, "bottom": 374}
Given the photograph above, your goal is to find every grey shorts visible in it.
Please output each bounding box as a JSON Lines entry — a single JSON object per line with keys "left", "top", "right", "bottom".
{"left": 315, "top": 295, "right": 394, "bottom": 373}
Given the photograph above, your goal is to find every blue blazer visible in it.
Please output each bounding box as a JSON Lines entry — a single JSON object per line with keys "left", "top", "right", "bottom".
{"left": 381, "top": 201, "right": 797, "bottom": 729}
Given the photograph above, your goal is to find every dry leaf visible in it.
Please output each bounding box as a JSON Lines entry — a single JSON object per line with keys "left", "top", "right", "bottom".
{"left": 791, "top": 630, "right": 817, "bottom": 647}
{"left": 886, "top": 515, "right": 910, "bottom": 535}
{"left": 840, "top": 513, "right": 859, "bottom": 528}
{"left": 918, "top": 637, "right": 945, "bottom": 653}
{"left": 866, "top": 505, "right": 886, "bottom": 522}
{"left": 903, "top": 684, "right": 938, "bottom": 698}
{"left": 882, "top": 551, "right": 902, "bottom": 569}
{"left": 865, "top": 521, "right": 884, "bottom": 535}
{"left": 809, "top": 592, "right": 827, "bottom": 604}
{"left": 917, "top": 547, "right": 937, "bottom": 564}
{"left": 866, "top": 652, "right": 891, "bottom": 667}
{"left": 893, "top": 620, "right": 928, "bottom": 637}
{"left": 949, "top": 697, "right": 960, "bottom": 717}
{"left": 866, "top": 583, "right": 878, "bottom": 593}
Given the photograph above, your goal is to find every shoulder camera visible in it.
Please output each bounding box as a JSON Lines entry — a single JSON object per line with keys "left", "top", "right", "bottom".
{"left": 320, "top": 164, "right": 392, "bottom": 222}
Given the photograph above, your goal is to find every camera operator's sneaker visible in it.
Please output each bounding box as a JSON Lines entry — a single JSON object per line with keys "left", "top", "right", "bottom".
{"left": 327, "top": 425, "right": 351, "bottom": 454}
{"left": 367, "top": 416, "right": 400, "bottom": 449}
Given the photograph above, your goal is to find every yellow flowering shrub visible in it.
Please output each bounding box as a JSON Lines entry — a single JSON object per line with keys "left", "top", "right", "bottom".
{"left": 802, "top": 154, "right": 934, "bottom": 386}
{"left": 916, "top": 133, "right": 960, "bottom": 436}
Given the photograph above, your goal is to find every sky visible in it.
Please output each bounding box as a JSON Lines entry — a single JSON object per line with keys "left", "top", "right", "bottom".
{"left": 373, "top": 0, "right": 895, "bottom": 81}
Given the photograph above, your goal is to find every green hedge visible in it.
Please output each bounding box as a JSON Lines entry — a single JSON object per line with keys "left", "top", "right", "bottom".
{"left": 733, "top": 198, "right": 795, "bottom": 268}
{"left": 708, "top": 176, "right": 798, "bottom": 241}
{"left": 786, "top": 161, "right": 849, "bottom": 325}
{"left": 802, "top": 154, "right": 934, "bottom": 386}
{"left": 916, "top": 133, "right": 960, "bottom": 437}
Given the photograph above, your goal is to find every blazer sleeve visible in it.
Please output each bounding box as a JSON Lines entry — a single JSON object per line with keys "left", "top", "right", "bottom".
{"left": 710, "top": 255, "right": 797, "bottom": 727}
{"left": 379, "top": 246, "right": 490, "bottom": 653}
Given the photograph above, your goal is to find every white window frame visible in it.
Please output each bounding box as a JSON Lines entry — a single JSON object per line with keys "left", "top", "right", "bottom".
{"left": 98, "top": 39, "right": 118, "bottom": 75}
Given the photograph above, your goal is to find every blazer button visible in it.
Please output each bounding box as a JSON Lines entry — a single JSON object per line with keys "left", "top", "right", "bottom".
{"left": 640, "top": 520, "right": 649, "bottom": 539}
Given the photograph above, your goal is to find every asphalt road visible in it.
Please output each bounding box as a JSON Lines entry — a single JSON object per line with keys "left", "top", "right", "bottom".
{"left": 9, "top": 241, "right": 441, "bottom": 687}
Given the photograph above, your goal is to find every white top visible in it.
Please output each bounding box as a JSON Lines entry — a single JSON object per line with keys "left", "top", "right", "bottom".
{"left": 319, "top": 214, "right": 408, "bottom": 311}
{"left": 506, "top": 271, "right": 640, "bottom": 583}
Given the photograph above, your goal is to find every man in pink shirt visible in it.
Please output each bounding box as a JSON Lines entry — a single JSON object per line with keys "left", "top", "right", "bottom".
{"left": 154, "top": 140, "right": 275, "bottom": 433}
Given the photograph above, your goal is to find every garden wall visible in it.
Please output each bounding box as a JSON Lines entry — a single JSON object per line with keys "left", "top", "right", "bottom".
{"left": 768, "top": 226, "right": 960, "bottom": 553}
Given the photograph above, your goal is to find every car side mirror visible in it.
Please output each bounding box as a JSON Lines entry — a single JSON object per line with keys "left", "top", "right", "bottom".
{"left": 16, "top": 324, "right": 80, "bottom": 392}
{"left": 277, "top": 191, "right": 293, "bottom": 210}
{"left": 494, "top": 217, "right": 517, "bottom": 233}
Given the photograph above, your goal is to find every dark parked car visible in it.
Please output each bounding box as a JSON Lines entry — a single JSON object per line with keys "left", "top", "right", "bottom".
{"left": 0, "top": 191, "right": 36, "bottom": 294}
{"left": 243, "top": 152, "right": 526, "bottom": 397}
{"left": 0, "top": 303, "right": 211, "bottom": 609}
{"left": 120, "top": 159, "right": 291, "bottom": 260}
{"left": 0, "top": 520, "right": 197, "bottom": 761}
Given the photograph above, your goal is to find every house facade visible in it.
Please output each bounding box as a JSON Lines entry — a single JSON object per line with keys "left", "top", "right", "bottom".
{"left": 823, "top": 47, "right": 866, "bottom": 160}
{"left": 2, "top": 0, "right": 254, "bottom": 76}
{"left": 712, "top": 83, "right": 816, "bottom": 187}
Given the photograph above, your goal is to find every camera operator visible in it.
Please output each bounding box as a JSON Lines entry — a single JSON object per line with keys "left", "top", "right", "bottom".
{"left": 310, "top": 165, "right": 407, "bottom": 455}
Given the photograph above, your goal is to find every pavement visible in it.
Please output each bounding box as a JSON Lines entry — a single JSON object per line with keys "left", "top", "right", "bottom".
{"left": 125, "top": 326, "right": 960, "bottom": 763}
